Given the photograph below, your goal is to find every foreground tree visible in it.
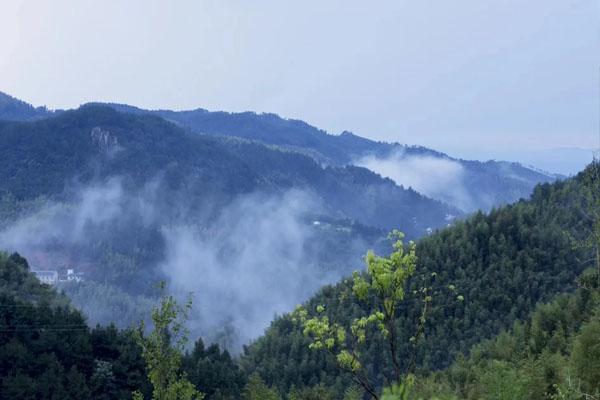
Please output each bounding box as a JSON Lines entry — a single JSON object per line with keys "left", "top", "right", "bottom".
{"left": 133, "top": 283, "right": 203, "bottom": 400}
{"left": 294, "top": 231, "right": 461, "bottom": 399}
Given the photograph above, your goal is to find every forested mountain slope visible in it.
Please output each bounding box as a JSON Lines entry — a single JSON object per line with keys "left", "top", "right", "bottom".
{"left": 0, "top": 251, "right": 249, "bottom": 399}
{"left": 0, "top": 104, "right": 453, "bottom": 236}
{"left": 0, "top": 91, "right": 54, "bottom": 121}
{"left": 241, "top": 164, "right": 597, "bottom": 396}
{"left": 0, "top": 105, "right": 257, "bottom": 203}
{"left": 208, "top": 136, "right": 452, "bottom": 234}
{"left": 100, "top": 102, "right": 559, "bottom": 212}
{"left": 414, "top": 268, "right": 600, "bottom": 399}
{"left": 0, "top": 92, "right": 558, "bottom": 212}
{"left": 0, "top": 252, "right": 151, "bottom": 399}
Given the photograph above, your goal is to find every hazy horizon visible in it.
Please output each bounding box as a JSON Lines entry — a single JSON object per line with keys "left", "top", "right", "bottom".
{"left": 1, "top": 0, "right": 598, "bottom": 174}
{"left": 1, "top": 88, "right": 593, "bottom": 175}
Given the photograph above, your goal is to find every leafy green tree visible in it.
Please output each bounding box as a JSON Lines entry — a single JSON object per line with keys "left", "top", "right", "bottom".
{"left": 380, "top": 376, "right": 414, "bottom": 400}
{"left": 342, "top": 385, "right": 364, "bottom": 400}
{"left": 294, "top": 231, "right": 460, "bottom": 398}
{"left": 379, "top": 376, "right": 459, "bottom": 400}
{"left": 133, "top": 283, "right": 203, "bottom": 400}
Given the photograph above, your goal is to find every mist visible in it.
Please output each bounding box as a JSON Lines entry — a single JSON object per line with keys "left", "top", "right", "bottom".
{"left": 0, "top": 178, "right": 366, "bottom": 351}
{"left": 0, "top": 178, "right": 126, "bottom": 253}
{"left": 0, "top": 177, "right": 157, "bottom": 268}
{"left": 160, "top": 190, "right": 343, "bottom": 349}
{"left": 356, "top": 150, "right": 472, "bottom": 211}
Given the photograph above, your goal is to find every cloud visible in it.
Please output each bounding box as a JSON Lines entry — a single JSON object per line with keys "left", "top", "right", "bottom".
{"left": 159, "top": 190, "right": 340, "bottom": 350}
{"left": 0, "top": 177, "right": 126, "bottom": 249}
{"left": 356, "top": 150, "right": 472, "bottom": 211}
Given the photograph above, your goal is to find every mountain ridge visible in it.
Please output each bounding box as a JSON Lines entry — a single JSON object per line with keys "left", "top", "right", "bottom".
{"left": 0, "top": 103, "right": 456, "bottom": 235}
{"left": 0, "top": 91, "right": 559, "bottom": 212}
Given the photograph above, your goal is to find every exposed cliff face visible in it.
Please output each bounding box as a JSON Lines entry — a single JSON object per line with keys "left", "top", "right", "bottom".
{"left": 91, "top": 127, "right": 122, "bottom": 155}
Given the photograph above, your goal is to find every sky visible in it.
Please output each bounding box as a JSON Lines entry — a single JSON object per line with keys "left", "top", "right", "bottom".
{"left": 0, "top": 0, "right": 598, "bottom": 173}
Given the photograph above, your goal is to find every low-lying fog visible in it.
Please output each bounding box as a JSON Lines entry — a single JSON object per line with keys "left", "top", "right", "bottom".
{"left": 0, "top": 177, "right": 369, "bottom": 351}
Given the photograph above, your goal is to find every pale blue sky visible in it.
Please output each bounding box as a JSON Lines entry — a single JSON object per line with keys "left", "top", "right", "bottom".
{"left": 0, "top": 0, "right": 598, "bottom": 172}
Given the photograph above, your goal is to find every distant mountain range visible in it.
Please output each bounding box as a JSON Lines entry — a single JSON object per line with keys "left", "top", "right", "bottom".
{"left": 0, "top": 103, "right": 454, "bottom": 236}
{"left": 96, "top": 102, "right": 562, "bottom": 212}
{"left": 0, "top": 91, "right": 560, "bottom": 213}
{"left": 476, "top": 146, "right": 595, "bottom": 177}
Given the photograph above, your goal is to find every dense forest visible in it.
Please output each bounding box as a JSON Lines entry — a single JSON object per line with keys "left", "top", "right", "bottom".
{"left": 241, "top": 163, "right": 598, "bottom": 398}
{"left": 0, "top": 252, "right": 249, "bottom": 399}
{"left": 0, "top": 164, "right": 597, "bottom": 399}
{"left": 0, "top": 92, "right": 54, "bottom": 122}
{"left": 414, "top": 267, "right": 600, "bottom": 399}
{"left": 0, "top": 252, "right": 150, "bottom": 399}
{"left": 0, "top": 92, "right": 597, "bottom": 399}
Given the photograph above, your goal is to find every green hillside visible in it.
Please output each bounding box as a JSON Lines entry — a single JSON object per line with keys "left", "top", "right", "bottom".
{"left": 413, "top": 267, "right": 600, "bottom": 399}
{"left": 241, "top": 164, "right": 597, "bottom": 396}
{"left": 0, "top": 252, "right": 151, "bottom": 399}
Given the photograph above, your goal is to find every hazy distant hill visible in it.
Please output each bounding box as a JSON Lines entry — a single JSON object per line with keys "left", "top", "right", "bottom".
{"left": 0, "top": 92, "right": 559, "bottom": 212}
{"left": 94, "top": 103, "right": 560, "bottom": 212}
{"left": 0, "top": 91, "right": 54, "bottom": 121}
{"left": 0, "top": 104, "right": 454, "bottom": 235}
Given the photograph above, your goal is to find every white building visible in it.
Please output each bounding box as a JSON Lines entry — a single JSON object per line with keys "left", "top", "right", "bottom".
{"left": 32, "top": 270, "right": 59, "bottom": 285}
{"left": 66, "top": 268, "right": 84, "bottom": 282}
